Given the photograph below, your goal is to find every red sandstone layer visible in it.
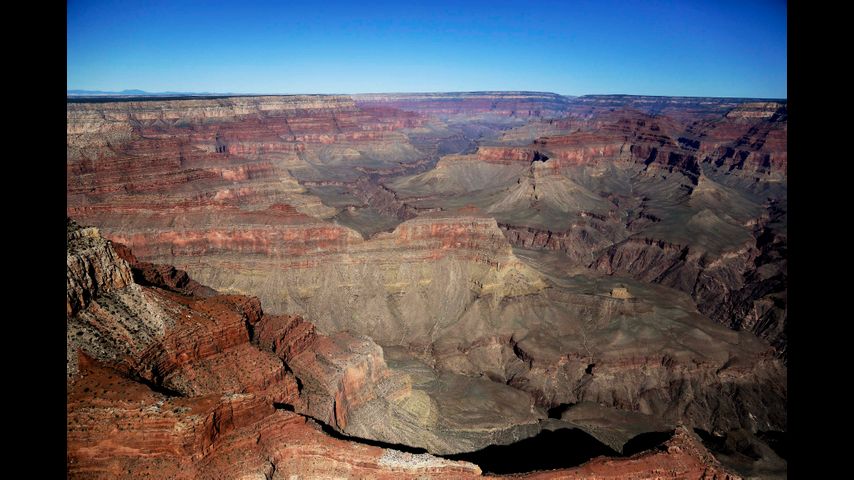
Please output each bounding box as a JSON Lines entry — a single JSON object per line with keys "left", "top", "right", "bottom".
{"left": 67, "top": 220, "right": 742, "bottom": 479}
{"left": 459, "top": 103, "right": 786, "bottom": 179}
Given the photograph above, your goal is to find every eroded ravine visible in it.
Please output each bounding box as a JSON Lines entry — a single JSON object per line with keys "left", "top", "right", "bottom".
{"left": 68, "top": 219, "right": 751, "bottom": 478}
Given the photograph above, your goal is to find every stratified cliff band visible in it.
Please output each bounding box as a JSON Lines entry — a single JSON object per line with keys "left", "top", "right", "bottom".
{"left": 68, "top": 92, "right": 786, "bottom": 479}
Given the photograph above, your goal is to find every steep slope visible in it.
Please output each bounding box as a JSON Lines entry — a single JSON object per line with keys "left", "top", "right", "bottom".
{"left": 67, "top": 219, "right": 747, "bottom": 478}
{"left": 67, "top": 219, "right": 483, "bottom": 475}
{"left": 386, "top": 101, "right": 787, "bottom": 359}
{"left": 390, "top": 152, "right": 527, "bottom": 196}
{"left": 108, "top": 208, "right": 547, "bottom": 346}
{"left": 94, "top": 203, "right": 786, "bottom": 439}
{"left": 67, "top": 95, "right": 431, "bottom": 237}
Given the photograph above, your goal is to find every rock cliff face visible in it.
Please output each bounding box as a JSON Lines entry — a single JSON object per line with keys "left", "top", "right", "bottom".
{"left": 388, "top": 98, "right": 787, "bottom": 361}
{"left": 564, "top": 94, "right": 781, "bottom": 126}
{"left": 688, "top": 102, "right": 787, "bottom": 177}
{"left": 67, "top": 359, "right": 483, "bottom": 479}
{"left": 67, "top": 220, "right": 746, "bottom": 478}
{"left": 591, "top": 215, "right": 787, "bottom": 358}
{"left": 95, "top": 203, "right": 787, "bottom": 440}
{"left": 110, "top": 209, "right": 547, "bottom": 347}
{"left": 67, "top": 95, "right": 427, "bottom": 236}
{"left": 67, "top": 219, "right": 300, "bottom": 403}
{"left": 66, "top": 220, "right": 483, "bottom": 477}
{"left": 533, "top": 112, "right": 695, "bottom": 175}
{"left": 67, "top": 222, "right": 134, "bottom": 317}
{"left": 256, "top": 314, "right": 546, "bottom": 455}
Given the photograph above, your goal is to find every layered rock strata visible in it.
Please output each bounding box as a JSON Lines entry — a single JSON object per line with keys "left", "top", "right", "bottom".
{"left": 67, "top": 93, "right": 786, "bottom": 472}
{"left": 67, "top": 219, "right": 745, "bottom": 478}
{"left": 67, "top": 219, "right": 483, "bottom": 477}
{"left": 388, "top": 100, "right": 786, "bottom": 359}
{"left": 354, "top": 91, "right": 574, "bottom": 119}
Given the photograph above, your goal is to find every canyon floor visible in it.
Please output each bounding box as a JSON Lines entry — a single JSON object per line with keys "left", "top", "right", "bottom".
{"left": 67, "top": 92, "right": 787, "bottom": 478}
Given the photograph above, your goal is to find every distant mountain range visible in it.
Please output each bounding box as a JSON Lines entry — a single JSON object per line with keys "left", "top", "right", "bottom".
{"left": 67, "top": 89, "right": 238, "bottom": 97}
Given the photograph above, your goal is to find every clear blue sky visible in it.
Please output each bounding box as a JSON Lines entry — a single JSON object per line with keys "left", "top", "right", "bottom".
{"left": 67, "top": 0, "right": 787, "bottom": 98}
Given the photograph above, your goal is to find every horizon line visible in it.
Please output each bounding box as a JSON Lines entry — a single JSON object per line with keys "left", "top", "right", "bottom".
{"left": 66, "top": 89, "right": 789, "bottom": 101}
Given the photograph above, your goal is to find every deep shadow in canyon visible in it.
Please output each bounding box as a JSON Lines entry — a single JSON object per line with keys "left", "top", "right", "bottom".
{"left": 446, "top": 428, "right": 627, "bottom": 474}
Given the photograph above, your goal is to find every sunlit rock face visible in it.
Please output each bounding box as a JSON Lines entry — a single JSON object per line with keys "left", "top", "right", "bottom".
{"left": 67, "top": 220, "right": 751, "bottom": 478}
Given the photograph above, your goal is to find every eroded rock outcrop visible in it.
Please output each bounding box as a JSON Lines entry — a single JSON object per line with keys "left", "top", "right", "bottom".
{"left": 67, "top": 220, "right": 134, "bottom": 317}
{"left": 67, "top": 220, "right": 300, "bottom": 404}
{"left": 67, "top": 358, "right": 483, "bottom": 479}
{"left": 388, "top": 100, "right": 786, "bottom": 360}
{"left": 67, "top": 94, "right": 430, "bottom": 249}
{"left": 66, "top": 220, "right": 487, "bottom": 477}
{"left": 68, "top": 219, "right": 763, "bottom": 478}
{"left": 591, "top": 217, "right": 787, "bottom": 360}
{"left": 107, "top": 208, "right": 547, "bottom": 348}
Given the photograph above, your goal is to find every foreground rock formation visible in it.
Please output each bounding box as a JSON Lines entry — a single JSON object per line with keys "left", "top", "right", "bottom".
{"left": 67, "top": 219, "right": 480, "bottom": 477}
{"left": 68, "top": 219, "right": 749, "bottom": 478}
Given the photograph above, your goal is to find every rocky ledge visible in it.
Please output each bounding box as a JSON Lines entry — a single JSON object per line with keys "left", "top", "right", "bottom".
{"left": 67, "top": 218, "right": 746, "bottom": 478}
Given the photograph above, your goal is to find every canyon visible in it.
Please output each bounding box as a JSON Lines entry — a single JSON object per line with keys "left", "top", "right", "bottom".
{"left": 67, "top": 91, "right": 787, "bottom": 478}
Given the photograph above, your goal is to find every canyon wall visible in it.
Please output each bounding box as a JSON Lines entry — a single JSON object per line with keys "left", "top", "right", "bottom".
{"left": 387, "top": 98, "right": 787, "bottom": 360}
{"left": 67, "top": 219, "right": 747, "bottom": 478}
{"left": 67, "top": 93, "right": 786, "bottom": 476}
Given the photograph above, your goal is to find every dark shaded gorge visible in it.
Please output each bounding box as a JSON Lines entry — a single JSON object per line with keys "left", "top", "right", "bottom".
{"left": 621, "top": 430, "right": 675, "bottom": 456}
{"left": 756, "top": 430, "right": 787, "bottom": 460}
{"left": 445, "top": 428, "right": 676, "bottom": 474}
{"left": 273, "top": 400, "right": 677, "bottom": 475}
{"left": 445, "top": 428, "right": 618, "bottom": 474}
